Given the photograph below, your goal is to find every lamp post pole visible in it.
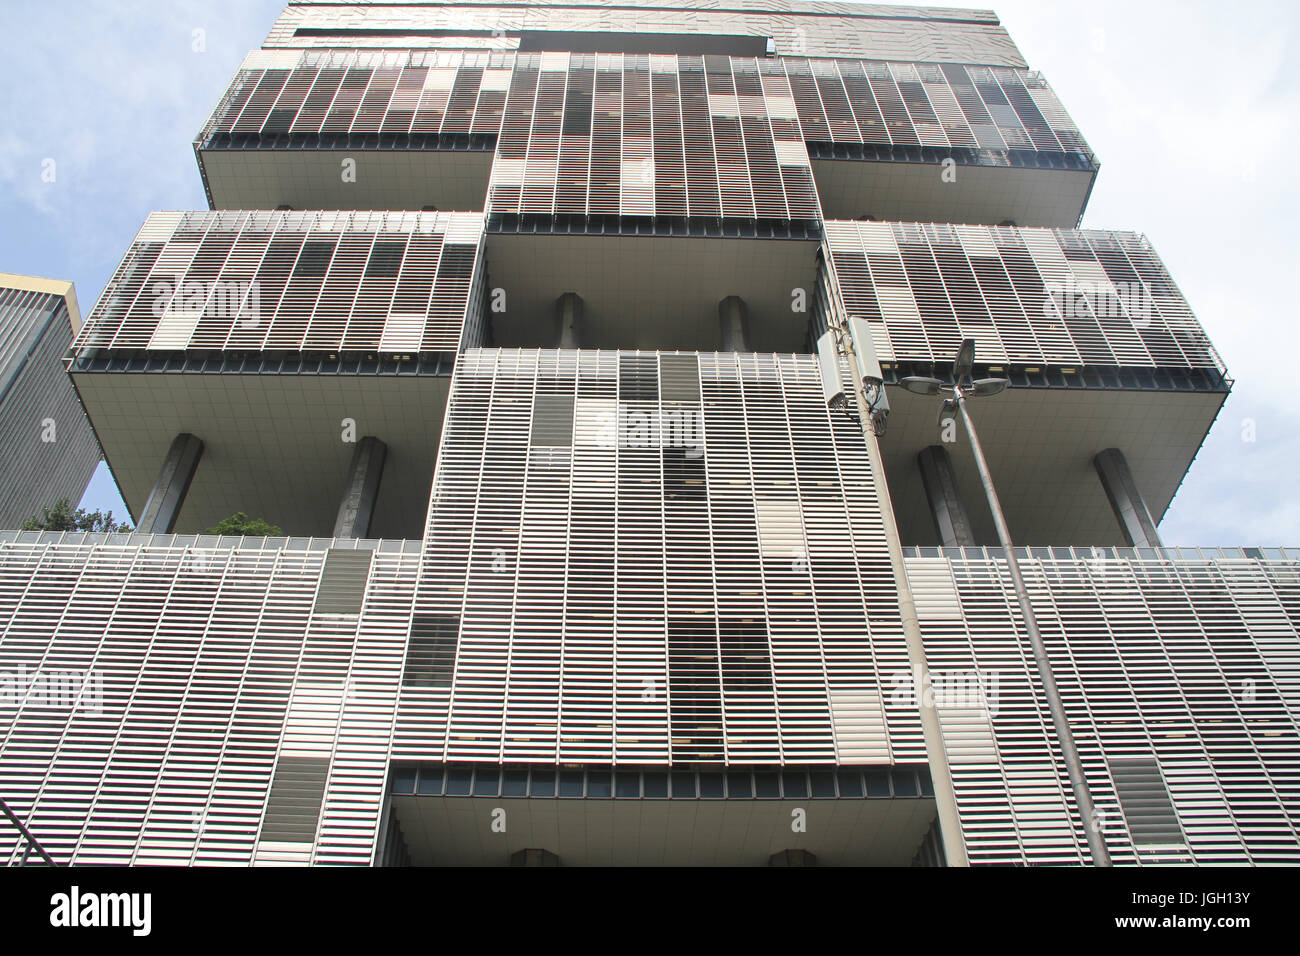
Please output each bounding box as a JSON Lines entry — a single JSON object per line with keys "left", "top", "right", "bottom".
{"left": 951, "top": 384, "right": 1112, "bottom": 867}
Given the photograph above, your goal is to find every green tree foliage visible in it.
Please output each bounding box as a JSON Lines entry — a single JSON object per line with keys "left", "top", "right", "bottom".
{"left": 22, "top": 498, "right": 133, "bottom": 533}
{"left": 204, "top": 512, "right": 284, "bottom": 536}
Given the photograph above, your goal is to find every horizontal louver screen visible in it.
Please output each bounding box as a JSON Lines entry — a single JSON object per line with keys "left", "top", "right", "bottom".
{"left": 71, "top": 210, "right": 485, "bottom": 358}
{"left": 1110, "top": 758, "right": 1184, "bottom": 847}
{"left": 259, "top": 755, "right": 330, "bottom": 843}
{"left": 826, "top": 220, "right": 1226, "bottom": 373}
{"left": 313, "top": 547, "right": 372, "bottom": 615}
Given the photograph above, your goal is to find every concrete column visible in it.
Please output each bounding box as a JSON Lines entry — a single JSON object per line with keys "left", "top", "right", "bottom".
{"left": 556, "top": 292, "right": 582, "bottom": 349}
{"left": 333, "top": 436, "right": 388, "bottom": 539}
{"left": 917, "top": 445, "right": 976, "bottom": 548}
{"left": 718, "top": 295, "right": 750, "bottom": 352}
{"left": 1094, "top": 447, "right": 1162, "bottom": 548}
{"left": 138, "top": 433, "right": 204, "bottom": 534}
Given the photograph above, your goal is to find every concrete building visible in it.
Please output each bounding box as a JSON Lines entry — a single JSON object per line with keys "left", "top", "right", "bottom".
{"left": 0, "top": 274, "right": 99, "bottom": 529}
{"left": 0, "top": 1, "right": 1294, "bottom": 866}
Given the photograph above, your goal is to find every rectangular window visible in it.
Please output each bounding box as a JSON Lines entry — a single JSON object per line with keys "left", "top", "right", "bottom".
{"left": 312, "top": 548, "right": 372, "bottom": 615}
{"left": 1110, "top": 758, "right": 1184, "bottom": 847}
{"left": 659, "top": 354, "right": 701, "bottom": 403}
{"left": 260, "top": 755, "right": 329, "bottom": 844}
{"left": 663, "top": 447, "right": 706, "bottom": 502}
{"left": 561, "top": 90, "right": 592, "bottom": 135}
{"left": 365, "top": 240, "right": 406, "bottom": 277}
{"left": 293, "top": 241, "right": 336, "bottom": 277}
{"left": 403, "top": 614, "right": 460, "bottom": 688}
{"left": 619, "top": 354, "right": 658, "bottom": 402}
{"left": 530, "top": 393, "right": 575, "bottom": 447}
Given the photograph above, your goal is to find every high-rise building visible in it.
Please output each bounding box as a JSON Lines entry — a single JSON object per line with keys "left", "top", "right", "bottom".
{"left": 0, "top": 1, "right": 1295, "bottom": 867}
{"left": 0, "top": 274, "right": 99, "bottom": 529}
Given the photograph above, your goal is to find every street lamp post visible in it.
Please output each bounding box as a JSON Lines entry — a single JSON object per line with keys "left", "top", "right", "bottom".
{"left": 901, "top": 340, "right": 1113, "bottom": 867}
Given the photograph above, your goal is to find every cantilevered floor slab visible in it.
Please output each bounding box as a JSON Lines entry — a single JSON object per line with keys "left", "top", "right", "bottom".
{"left": 72, "top": 369, "right": 450, "bottom": 539}
{"left": 879, "top": 382, "right": 1228, "bottom": 547}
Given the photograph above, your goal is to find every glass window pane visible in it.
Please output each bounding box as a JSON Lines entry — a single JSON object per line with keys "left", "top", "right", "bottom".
{"left": 559, "top": 771, "right": 584, "bottom": 797}
{"left": 671, "top": 772, "right": 697, "bottom": 798}
{"left": 726, "top": 772, "right": 752, "bottom": 798}
{"left": 892, "top": 770, "right": 919, "bottom": 797}
{"left": 473, "top": 768, "right": 500, "bottom": 797}
{"left": 530, "top": 770, "right": 555, "bottom": 798}
{"left": 865, "top": 771, "right": 892, "bottom": 797}
{"left": 782, "top": 771, "right": 808, "bottom": 798}
{"left": 810, "top": 771, "right": 836, "bottom": 798}
{"left": 416, "top": 767, "right": 442, "bottom": 796}
{"left": 699, "top": 773, "right": 724, "bottom": 798}
{"left": 587, "top": 771, "right": 612, "bottom": 798}
{"left": 502, "top": 770, "right": 529, "bottom": 797}
{"left": 615, "top": 772, "right": 641, "bottom": 798}
{"left": 445, "top": 766, "right": 472, "bottom": 796}
{"left": 391, "top": 766, "right": 416, "bottom": 794}
{"left": 837, "top": 771, "right": 864, "bottom": 798}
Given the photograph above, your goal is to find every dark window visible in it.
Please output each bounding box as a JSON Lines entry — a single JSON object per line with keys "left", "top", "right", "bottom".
{"left": 865, "top": 771, "right": 892, "bottom": 797}
{"left": 726, "top": 772, "right": 752, "bottom": 799}
{"left": 416, "top": 767, "right": 443, "bottom": 796}
{"left": 810, "top": 771, "right": 836, "bottom": 798}
{"left": 754, "top": 772, "right": 780, "bottom": 798}
{"left": 643, "top": 772, "right": 668, "bottom": 798}
{"left": 293, "top": 241, "right": 335, "bottom": 277}
{"left": 837, "top": 770, "right": 864, "bottom": 798}
{"left": 670, "top": 773, "right": 697, "bottom": 798}
{"left": 391, "top": 766, "right": 416, "bottom": 795}
{"left": 619, "top": 354, "right": 658, "bottom": 401}
{"left": 891, "top": 770, "right": 919, "bottom": 797}
{"left": 559, "top": 771, "right": 584, "bottom": 797}
{"left": 403, "top": 614, "right": 459, "bottom": 688}
{"left": 473, "top": 768, "right": 500, "bottom": 797}
{"left": 918, "top": 766, "right": 935, "bottom": 797}
{"left": 663, "top": 447, "right": 706, "bottom": 502}
{"left": 719, "top": 618, "right": 772, "bottom": 692}
{"left": 699, "top": 773, "right": 725, "bottom": 798}
{"left": 1110, "top": 758, "right": 1183, "bottom": 846}
{"left": 587, "top": 771, "right": 612, "bottom": 798}
{"left": 502, "top": 770, "right": 529, "bottom": 797}
{"left": 365, "top": 240, "right": 406, "bottom": 277}
{"left": 782, "top": 771, "right": 809, "bottom": 799}
{"left": 263, "top": 108, "right": 297, "bottom": 134}
{"left": 261, "top": 756, "right": 329, "bottom": 843}
{"left": 561, "top": 90, "right": 592, "bottom": 135}
{"left": 530, "top": 393, "right": 575, "bottom": 447}
{"left": 313, "top": 548, "right": 372, "bottom": 615}
{"left": 615, "top": 772, "right": 641, "bottom": 798}
{"left": 444, "top": 766, "right": 472, "bottom": 796}
{"left": 668, "top": 618, "right": 722, "bottom": 757}
{"left": 530, "top": 770, "right": 555, "bottom": 798}
{"left": 659, "top": 353, "right": 700, "bottom": 402}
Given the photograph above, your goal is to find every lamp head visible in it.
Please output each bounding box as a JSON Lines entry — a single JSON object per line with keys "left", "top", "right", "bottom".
{"left": 953, "top": 338, "right": 975, "bottom": 383}
{"left": 899, "top": 376, "right": 944, "bottom": 396}
{"left": 969, "top": 377, "right": 1009, "bottom": 397}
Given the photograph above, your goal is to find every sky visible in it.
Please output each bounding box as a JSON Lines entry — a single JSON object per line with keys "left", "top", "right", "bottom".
{"left": 1, "top": 0, "right": 1296, "bottom": 546}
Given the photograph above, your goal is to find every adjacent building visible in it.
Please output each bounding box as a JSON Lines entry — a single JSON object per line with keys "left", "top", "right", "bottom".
{"left": 0, "top": 274, "right": 99, "bottom": 529}
{"left": 0, "top": 1, "right": 1295, "bottom": 866}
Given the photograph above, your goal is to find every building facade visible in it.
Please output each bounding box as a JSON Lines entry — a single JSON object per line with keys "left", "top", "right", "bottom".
{"left": 0, "top": 1, "right": 1295, "bottom": 866}
{"left": 0, "top": 275, "right": 99, "bottom": 529}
